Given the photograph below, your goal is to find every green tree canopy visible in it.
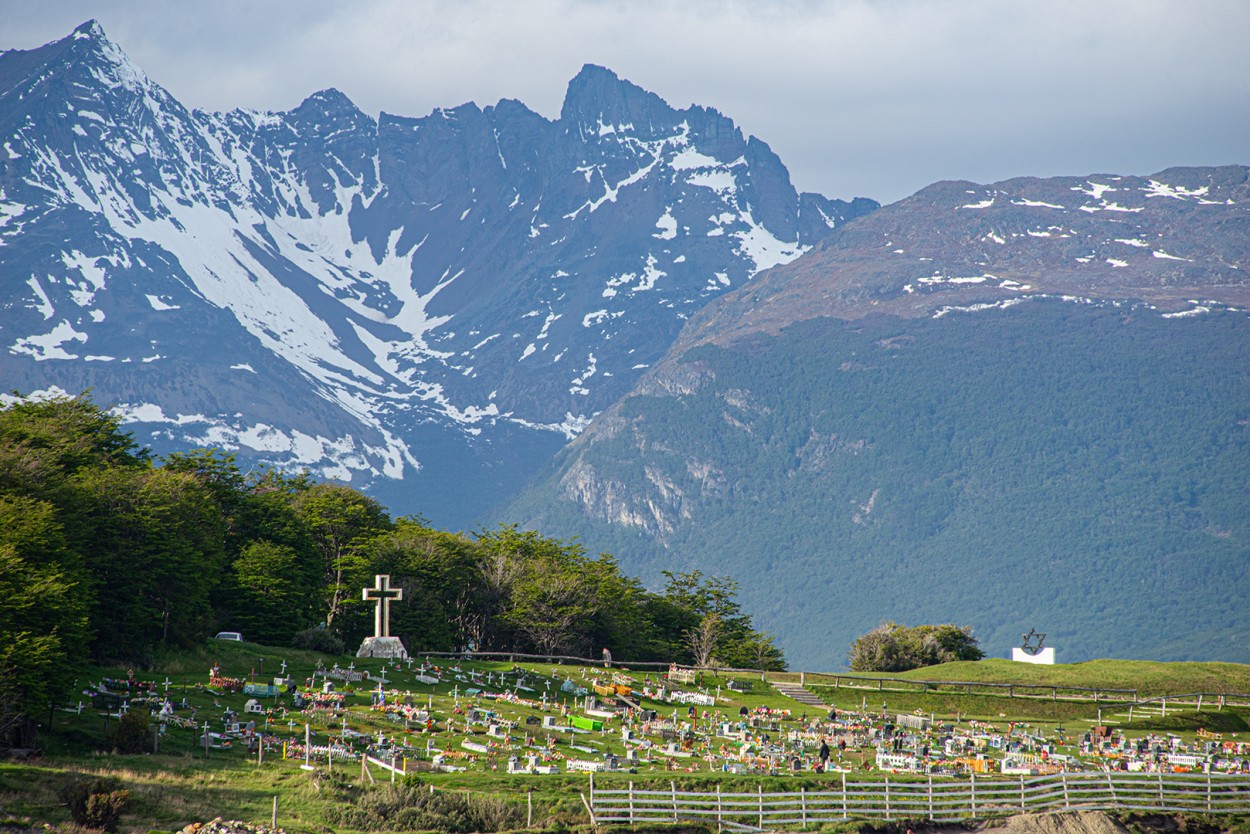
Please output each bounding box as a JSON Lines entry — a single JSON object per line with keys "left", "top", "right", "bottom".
{"left": 848, "top": 621, "right": 984, "bottom": 672}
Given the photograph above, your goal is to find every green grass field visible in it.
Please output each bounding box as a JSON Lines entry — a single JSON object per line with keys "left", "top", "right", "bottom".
{"left": 4, "top": 643, "right": 1249, "bottom": 833}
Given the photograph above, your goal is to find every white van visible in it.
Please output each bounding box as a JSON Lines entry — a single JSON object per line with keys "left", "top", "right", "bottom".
{"left": 213, "top": 631, "right": 243, "bottom": 641}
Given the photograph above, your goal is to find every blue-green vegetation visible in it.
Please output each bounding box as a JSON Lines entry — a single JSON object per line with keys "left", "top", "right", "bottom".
{"left": 510, "top": 301, "right": 1250, "bottom": 670}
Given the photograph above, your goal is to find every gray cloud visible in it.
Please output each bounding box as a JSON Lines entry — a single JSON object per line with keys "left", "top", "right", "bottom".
{"left": 3, "top": 0, "right": 1247, "bottom": 203}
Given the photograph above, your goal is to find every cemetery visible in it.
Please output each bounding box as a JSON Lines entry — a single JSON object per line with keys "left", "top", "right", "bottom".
{"left": 4, "top": 583, "right": 1249, "bottom": 832}
{"left": 9, "top": 639, "right": 1250, "bottom": 831}
{"left": 56, "top": 651, "right": 1250, "bottom": 781}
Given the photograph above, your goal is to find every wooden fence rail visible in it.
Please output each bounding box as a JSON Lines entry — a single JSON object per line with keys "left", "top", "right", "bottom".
{"left": 588, "top": 773, "right": 1250, "bottom": 829}
{"left": 412, "top": 653, "right": 1250, "bottom": 710}
{"left": 802, "top": 677, "right": 1250, "bottom": 709}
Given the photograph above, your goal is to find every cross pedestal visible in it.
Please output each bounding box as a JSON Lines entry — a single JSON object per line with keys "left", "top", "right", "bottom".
{"left": 357, "top": 574, "right": 409, "bottom": 659}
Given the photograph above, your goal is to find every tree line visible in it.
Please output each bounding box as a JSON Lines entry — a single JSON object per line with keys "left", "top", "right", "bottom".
{"left": 0, "top": 393, "right": 784, "bottom": 747}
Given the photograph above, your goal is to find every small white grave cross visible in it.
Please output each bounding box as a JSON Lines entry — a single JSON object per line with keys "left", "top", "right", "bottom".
{"left": 280, "top": 660, "right": 288, "bottom": 675}
{"left": 362, "top": 574, "right": 403, "bottom": 638}
{"left": 162, "top": 677, "right": 172, "bottom": 692}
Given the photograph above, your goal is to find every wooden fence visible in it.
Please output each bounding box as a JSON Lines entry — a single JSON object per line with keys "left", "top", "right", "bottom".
{"left": 413, "top": 653, "right": 1250, "bottom": 710}
{"left": 588, "top": 772, "right": 1250, "bottom": 829}
{"left": 801, "top": 675, "right": 1250, "bottom": 709}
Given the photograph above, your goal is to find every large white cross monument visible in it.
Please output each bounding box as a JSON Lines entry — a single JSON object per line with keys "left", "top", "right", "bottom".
{"left": 356, "top": 574, "right": 409, "bottom": 659}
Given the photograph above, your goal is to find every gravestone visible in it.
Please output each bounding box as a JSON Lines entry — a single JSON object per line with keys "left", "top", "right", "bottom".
{"left": 356, "top": 574, "right": 409, "bottom": 659}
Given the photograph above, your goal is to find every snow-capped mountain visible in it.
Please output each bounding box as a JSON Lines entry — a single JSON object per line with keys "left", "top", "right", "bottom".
{"left": 0, "top": 21, "right": 875, "bottom": 524}
{"left": 507, "top": 166, "right": 1250, "bottom": 669}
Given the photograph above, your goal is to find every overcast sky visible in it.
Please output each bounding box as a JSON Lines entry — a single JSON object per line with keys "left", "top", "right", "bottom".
{"left": 3, "top": 0, "right": 1247, "bottom": 204}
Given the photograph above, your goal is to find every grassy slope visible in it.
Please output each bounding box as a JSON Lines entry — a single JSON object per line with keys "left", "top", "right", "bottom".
{"left": 6, "top": 643, "right": 1249, "bottom": 833}
{"left": 842, "top": 659, "right": 1250, "bottom": 695}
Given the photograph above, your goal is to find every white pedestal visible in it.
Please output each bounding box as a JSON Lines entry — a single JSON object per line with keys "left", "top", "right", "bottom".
{"left": 357, "top": 636, "right": 409, "bottom": 659}
{"left": 1011, "top": 647, "right": 1055, "bottom": 664}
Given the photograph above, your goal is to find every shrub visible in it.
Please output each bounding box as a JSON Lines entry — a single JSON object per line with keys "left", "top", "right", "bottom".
{"left": 110, "top": 709, "right": 153, "bottom": 754}
{"left": 325, "top": 783, "right": 525, "bottom": 832}
{"left": 58, "top": 778, "right": 131, "bottom": 832}
{"left": 848, "top": 621, "right": 983, "bottom": 672}
{"left": 291, "top": 626, "right": 345, "bottom": 655}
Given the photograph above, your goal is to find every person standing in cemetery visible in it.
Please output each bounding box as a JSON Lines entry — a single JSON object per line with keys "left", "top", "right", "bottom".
{"left": 602, "top": 647, "right": 612, "bottom": 667}
{"left": 819, "top": 738, "right": 831, "bottom": 768}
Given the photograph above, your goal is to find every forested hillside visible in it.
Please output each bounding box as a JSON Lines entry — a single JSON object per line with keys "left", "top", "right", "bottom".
{"left": 509, "top": 300, "right": 1250, "bottom": 669}
{"left": 0, "top": 394, "right": 782, "bottom": 747}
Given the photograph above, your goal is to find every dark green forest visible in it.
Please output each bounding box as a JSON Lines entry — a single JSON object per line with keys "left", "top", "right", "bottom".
{"left": 0, "top": 395, "right": 783, "bottom": 747}
{"left": 510, "top": 301, "right": 1250, "bottom": 670}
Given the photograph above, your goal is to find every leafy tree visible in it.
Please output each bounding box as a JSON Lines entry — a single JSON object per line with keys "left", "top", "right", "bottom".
{"left": 476, "top": 525, "right": 598, "bottom": 654}
{"left": 72, "top": 466, "right": 226, "bottom": 658}
{"left": 230, "top": 541, "right": 319, "bottom": 645}
{"left": 731, "top": 630, "right": 788, "bottom": 672}
{"left": 658, "top": 569, "right": 783, "bottom": 668}
{"left": 848, "top": 621, "right": 983, "bottom": 672}
{"left": 0, "top": 393, "right": 147, "bottom": 483}
{"left": 0, "top": 495, "right": 89, "bottom": 747}
{"left": 580, "top": 554, "right": 656, "bottom": 660}
{"left": 685, "top": 613, "right": 722, "bottom": 667}
{"left": 291, "top": 483, "right": 392, "bottom": 636}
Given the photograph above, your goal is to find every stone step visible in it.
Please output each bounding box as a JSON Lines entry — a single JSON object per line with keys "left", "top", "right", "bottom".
{"left": 771, "top": 682, "right": 827, "bottom": 707}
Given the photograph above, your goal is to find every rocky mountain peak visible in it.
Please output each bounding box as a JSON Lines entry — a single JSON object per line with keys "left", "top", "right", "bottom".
{"left": 0, "top": 22, "right": 876, "bottom": 527}
{"left": 560, "top": 63, "right": 674, "bottom": 138}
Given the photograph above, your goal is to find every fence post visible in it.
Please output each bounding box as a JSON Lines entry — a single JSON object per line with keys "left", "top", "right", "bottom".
{"left": 885, "top": 776, "right": 891, "bottom": 819}
{"left": 1062, "top": 771, "right": 1069, "bottom": 809}
{"left": 758, "top": 784, "right": 764, "bottom": 828}
{"left": 717, "top": 783, "right": 723, "bottom": 832}
{"left": 842, "top": 771, "right": 848, "bottom": 818}
{"left": 580, "top": 792, "right": 596, "bottom": 827}
{"left": 528, "top": 789, "right": 533, "bottom": 829}
{"left": 672, "top": 780, "right": 679, "bottom": 822}
{"left": 801, "top": 786, "right": 807, "bottom": 827}
{"left": 1020, "top": 774, "right": 1026, "bottom": 810}
{"left": 629, "top": 781, "right": 635, "bottom": 824}
{"left": 927, "top": 775, "right": 934, "bottom": 820}
{"left": 1197, "top": 694, "right": 1203, "bottom": 712}
{"left": 1157, "top": 772, "right": 1164, "bottom": 808}
{"left": 970, "top": 774, "right": 976, "bottom": 819}
{"left": 1107, "top": 771, "right": 1116, "bottom": 806}
{"left": 1206, "top": 772, "right": 1212, "bottom": 813}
